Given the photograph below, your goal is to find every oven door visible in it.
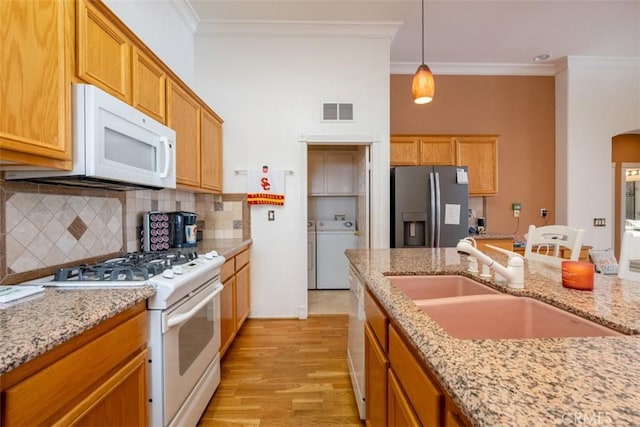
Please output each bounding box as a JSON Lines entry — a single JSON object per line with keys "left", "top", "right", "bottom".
{"left": 162, "top": 280, "right": 222, "bottom": 425}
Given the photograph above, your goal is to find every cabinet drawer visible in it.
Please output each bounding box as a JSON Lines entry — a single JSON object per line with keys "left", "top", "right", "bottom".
{"left": 4, "top": 311, "right": 147, "bottom": 426}
{"left": 235, "top": 249, "right": 250, "bottom": 270}
{"left": 389, "top": 323, "right": 443, "bottom": 426}
{"left": 221, "top": 258, "right": 235, "bottom": 282}
{"left": 365, "top": 289, "right": 388, "bottom": 352}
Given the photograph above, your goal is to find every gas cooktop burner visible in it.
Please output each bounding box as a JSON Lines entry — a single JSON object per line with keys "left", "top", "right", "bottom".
{"left": 53, "top": 250, "right": 199, "bottom": 282}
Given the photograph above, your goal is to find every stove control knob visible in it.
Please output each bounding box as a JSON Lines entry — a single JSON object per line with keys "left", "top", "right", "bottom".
{"left": 172, "top": 265, "right": 184, "bottom": 275}
{"left": 162, "top": 269, "right": 175, "bottom": 279}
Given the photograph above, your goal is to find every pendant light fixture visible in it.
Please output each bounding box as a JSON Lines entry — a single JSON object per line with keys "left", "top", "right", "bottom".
{"left": 412, "top": 0, "right": 435, "bottom": 104}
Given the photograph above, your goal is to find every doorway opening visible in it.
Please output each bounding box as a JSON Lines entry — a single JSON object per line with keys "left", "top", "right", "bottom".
{"left": 306, "top": 142, "right": 371, "bottom": 313}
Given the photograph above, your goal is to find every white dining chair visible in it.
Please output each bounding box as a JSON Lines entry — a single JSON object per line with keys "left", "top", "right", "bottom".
{"left": 618, "top": 230, "right": 640, "bottom": 281}
{"left": 523, "top": 224, "right": 586, "bottom": 267}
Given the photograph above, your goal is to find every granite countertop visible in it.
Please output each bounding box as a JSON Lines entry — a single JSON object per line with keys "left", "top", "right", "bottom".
{"left": 0, "top": 238, "right": 252, "bottom": 377}
{"left": 197, "top": 238, "right": 252, "bottom": 259}
{"left": 0, "top": 286, "right": 155, "bottom": 375}
{"left": 346, "top": 247, "right": 640, "bottom": 426}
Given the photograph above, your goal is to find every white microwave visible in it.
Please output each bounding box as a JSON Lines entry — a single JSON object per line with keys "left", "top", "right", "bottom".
{"left": 5, "top": 84, "right": 177, "bottom": 191}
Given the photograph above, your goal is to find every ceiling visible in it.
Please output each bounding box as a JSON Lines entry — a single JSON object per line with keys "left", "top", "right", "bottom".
{"left": 185, "top": 0, "right": 640, "bottom": 73}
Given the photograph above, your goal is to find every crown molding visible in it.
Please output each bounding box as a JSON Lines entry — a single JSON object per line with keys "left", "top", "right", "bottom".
{"left": 170, "top": 0, "right": 199, "bottom": 33}
{"left": 391, "top": 61, "right": 557, "bottom": 76}
{"left": 195, "top": 20, "right": 402, "bottom": 40}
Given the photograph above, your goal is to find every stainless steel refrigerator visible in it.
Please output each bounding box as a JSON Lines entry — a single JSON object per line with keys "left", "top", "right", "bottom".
{"left": 391, "top": 165, "right": 469, "bottom": 248}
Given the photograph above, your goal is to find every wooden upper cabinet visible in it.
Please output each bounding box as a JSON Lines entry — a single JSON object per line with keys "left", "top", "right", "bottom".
{"left": 390, "top": 136, "right": 454, "bottom": 166}
{"left": 200, "top": 109, "right": 223, "bottom": 192}
{"left": 0, "top": 0, "right": 72, "bottom": 169}
{"left": 132, "top": 48, "right": 166, "bottom": 124}
{"left": 391, "top": 134, "right": 498, "bottom": 195}
{"left": 390, "top": 136, "right": 420, "bottom": 165}
{"left": 168, "top": 81, "right": 201, "bottom": 188}
{"left": 419, "top": 136, "right": 455, "bottom": 165}
{"left": 455, "top": 136, "right": 498, "bottom": 195}
{"left": 76, "top": 0, "right": 131, "bottom": 103}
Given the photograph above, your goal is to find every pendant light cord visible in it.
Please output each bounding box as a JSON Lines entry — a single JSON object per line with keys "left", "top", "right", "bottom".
{"left": 421, "top": 0, "right": 425, "bottom": 65}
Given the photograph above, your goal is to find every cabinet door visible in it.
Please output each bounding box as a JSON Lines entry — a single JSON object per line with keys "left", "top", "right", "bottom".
{"left": 419, "top": 136, "right": 455, "bottom": 165}
{"left": 325, "top": 153, "right": 355, "bottom": 194}
{"left": 390, "top": 136, "right": 420, "bottom": 166}
{"left": 57, "top": 350, "right": 148, "bottom": 426}
{"left": 455, "top": 136, "right": 498, "bottom": 195}
{"left": 308, "top": 152, "right": 326, "bottom": 195}
{"left": 388, "top": 369, "right": 421, "bottom": 427}
{"left": 389, "top": 324, "right": 443, "bottom": 426}
{"left": 3, "top": 309, "right": 147, "bottom": 426}
{"left": 132, "top": 48, "right": 166, "bottom": 124}
{"left": 0, "top": 0, "right": 72, "bottom": 169}
{"left": 365, "top": 323, "right": 388, "bottom": 427}
{"left": 220, "top": 277, "right": 236, "bottom": 358}
{"left": 235, "top": 262, "right": 250, "bottom": 330}
{"left": 168, "top": 81, "right": 201, "bottom": 188}
{"left": 77, "top": 0, "right": 131, "bottom": 102}
{"left": 200, "top": 109, "right": 223, "bottom": 193}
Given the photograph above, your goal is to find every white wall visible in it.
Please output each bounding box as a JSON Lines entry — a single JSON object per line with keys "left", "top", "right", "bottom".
{"left": 194, "top": 32, "right": 392, "bottom": 318}
{"left": 103, "top": 0, "right": 196, "bottom": 86}
{"left": 556, "top": 57, "right": 640, "bottom": 250}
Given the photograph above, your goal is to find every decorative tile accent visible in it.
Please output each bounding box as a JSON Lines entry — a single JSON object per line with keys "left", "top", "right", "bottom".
{"left": 68, "top": 216, "right": 88, "bottom": 240}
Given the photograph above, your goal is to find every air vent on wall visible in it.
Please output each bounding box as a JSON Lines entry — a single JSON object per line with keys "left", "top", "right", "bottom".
{"left": 321, "top": 102, "right": 354, "bottom": 122}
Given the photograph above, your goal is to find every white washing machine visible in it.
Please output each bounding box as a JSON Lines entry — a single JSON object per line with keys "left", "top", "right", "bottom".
{"left": 316, "top": 220, "right": 357, "bottom": 290}
{"left": 307, "top": 220, "right": 316, "bottom": 289}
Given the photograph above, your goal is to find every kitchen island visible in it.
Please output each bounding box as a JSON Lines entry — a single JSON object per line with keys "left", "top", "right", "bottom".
{"left": 346, "top": 247, "right": 640, "bottom": 426}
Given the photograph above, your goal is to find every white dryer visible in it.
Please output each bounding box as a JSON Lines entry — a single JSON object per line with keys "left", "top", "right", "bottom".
{"left": 307, "top": 220, "right": 316, "bottom": 289}
{"left": 316, "top": 220, "right": 357, "bottom": 290}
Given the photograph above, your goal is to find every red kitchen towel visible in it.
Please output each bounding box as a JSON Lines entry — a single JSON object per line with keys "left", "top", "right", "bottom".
{"left": 247, "top": 169, "right": 285, "bottom": 205}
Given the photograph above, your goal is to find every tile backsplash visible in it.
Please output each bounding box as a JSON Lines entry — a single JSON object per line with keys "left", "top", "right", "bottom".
{"left": 0, "top": 180, "right": 248, "bottom": 285}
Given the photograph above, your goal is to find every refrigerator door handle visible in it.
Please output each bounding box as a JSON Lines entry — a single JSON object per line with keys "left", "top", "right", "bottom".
{"left": 434, "top": 171, "right": 441, "bottom": 247}
{"left": 429, "top": 172, "right": 436, "bottom": 247}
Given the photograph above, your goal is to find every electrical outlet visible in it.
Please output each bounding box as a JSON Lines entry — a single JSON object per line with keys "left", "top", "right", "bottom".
{"left": 513, "top": 209, "right": 520, "bottom": 218}
{"left": 268, "top": 210, "right": 275, "bottom": 221}
{"left": 540, "top": 208, "right": 548, "bottom": 218}
{"left": 593, "top": 218, "right": 606, "bottom": 227}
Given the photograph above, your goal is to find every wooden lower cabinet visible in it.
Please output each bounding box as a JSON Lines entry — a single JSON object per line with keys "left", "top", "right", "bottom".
{"left": 388, "top": 369, "right": 421, "bottom": 427}
{"left": 0, "top": 303, "right": 148, "bottom": 426}
{"left": 363, "top": 286, "right": 472, "bottom": 427}
{"left": 220, "top": 247, "right": 251, "bottom": 358}
{"left": 365, "top": 323, "right": 388, "bottom": 427}
{"left": 388, "top": 324, "right": 443, "bottom": 426}
{"left": 220, "top": 265, "right": 237, "bottom": 357}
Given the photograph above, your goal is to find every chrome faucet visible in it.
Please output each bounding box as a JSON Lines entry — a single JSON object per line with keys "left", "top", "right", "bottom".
{"left": 456, "top": 238, "right": 525, "bottom": 289}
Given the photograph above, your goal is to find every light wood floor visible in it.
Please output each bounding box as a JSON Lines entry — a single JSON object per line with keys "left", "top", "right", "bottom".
{"left": 198, "top": 315, "right": 364, "bottom": 427}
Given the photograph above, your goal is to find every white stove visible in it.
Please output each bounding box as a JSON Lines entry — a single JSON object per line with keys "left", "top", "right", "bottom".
{"left": 25, "top": 249, "right": 226, "bottom": 426}
{"left": 29, "top": 250, "right": 225, "bottom": 310}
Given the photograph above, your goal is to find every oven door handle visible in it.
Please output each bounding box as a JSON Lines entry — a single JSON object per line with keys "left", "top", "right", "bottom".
{"left": 165, "top": 285, "right": 222, "bottom": 331}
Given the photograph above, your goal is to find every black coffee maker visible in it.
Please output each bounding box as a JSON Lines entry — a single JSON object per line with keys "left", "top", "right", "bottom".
{"left": 168, "top": 211, "right": 197, "bottom": 248}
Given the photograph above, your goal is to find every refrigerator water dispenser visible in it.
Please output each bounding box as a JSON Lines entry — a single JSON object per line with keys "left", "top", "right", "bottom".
{"left": 402, "top": 212, "right": 426, "bottom": 246}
